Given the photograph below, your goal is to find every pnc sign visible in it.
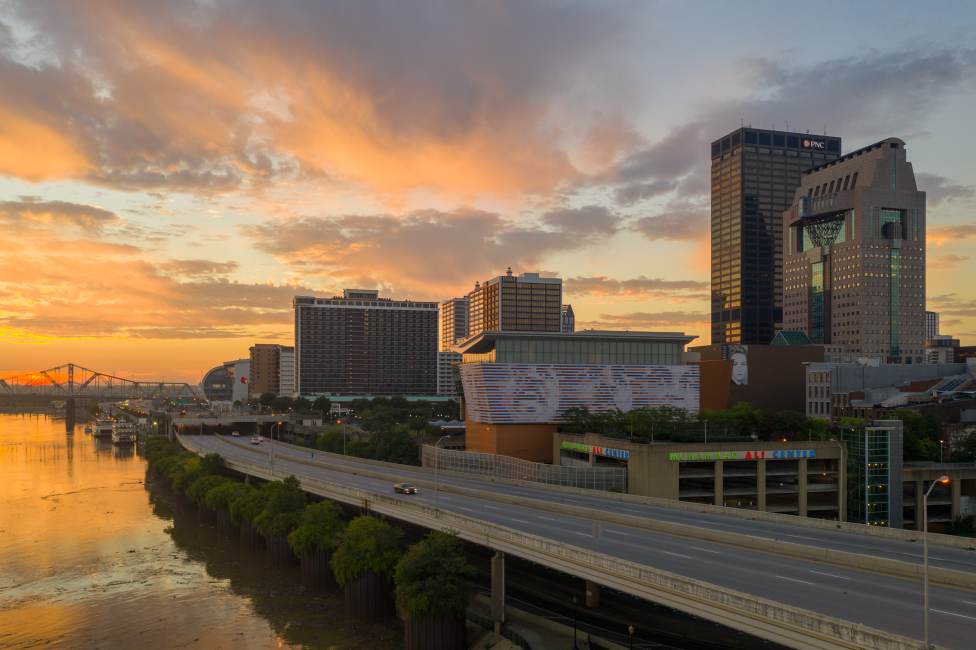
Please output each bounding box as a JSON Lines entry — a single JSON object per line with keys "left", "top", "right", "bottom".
{"left": 803, "top": 139, "right": 827, "bottom": 150}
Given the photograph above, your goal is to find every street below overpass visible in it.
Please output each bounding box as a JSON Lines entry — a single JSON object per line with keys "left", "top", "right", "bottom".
{"left": 189, "top": 435, "right": 976, "bottom": 649}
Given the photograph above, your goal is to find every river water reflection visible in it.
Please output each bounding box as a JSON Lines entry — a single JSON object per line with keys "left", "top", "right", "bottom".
{"left": 0, "top": 414, "right": 401, "bottom": 649}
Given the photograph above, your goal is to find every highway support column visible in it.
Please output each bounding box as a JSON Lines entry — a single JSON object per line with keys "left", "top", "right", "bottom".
{"left": 491, "top": 551, "right": 505, "bottom": 634}
{"left": 756, "top": 459, "right": 766, "bottom": 511}
{"left": 951, "top": 479, "right": 962, "bottom": 521}
{"left": 713, "top": 460, "right": 724, "bottom": 507}
{"left": 798, "top": 458, "right": 808, "bottom": 517}
{"left": 585, "top": 580, "right": 601, "bottom": 608}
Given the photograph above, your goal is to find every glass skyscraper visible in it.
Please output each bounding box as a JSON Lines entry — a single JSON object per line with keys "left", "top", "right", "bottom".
{"left": 710, "top": 128, "right": 841, "bottom": 345}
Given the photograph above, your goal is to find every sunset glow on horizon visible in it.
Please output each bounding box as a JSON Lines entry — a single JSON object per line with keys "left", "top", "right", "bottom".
{"left": 2, "top": 1, "right": 976, "bottom": 382}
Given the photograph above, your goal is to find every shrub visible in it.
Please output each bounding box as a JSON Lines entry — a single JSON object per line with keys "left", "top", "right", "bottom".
{"left": 204, "top": 480, "right": 248, "bottom": 512}
{"left": 167, "top": 455, "right": 204, "bottom": 494}
{"left": 395, "top": 531, "right": 475, "bottom": 619}
{"left": 253, "top": 476, "right": 306, "bottom": 538}
{"left": 288, "top": 500, "right": 346, "bottom": 557}
{"left": 330, "top": 515, "right": 403, "bottom": 587}
{"left": 230, "top": 484, "right": 268, "bottom": 525}
{"left": 201, "top": 453, "right": 226, "bottom": 475}
{"left": 187, "top": 474, "right": 230, "bottom": 504}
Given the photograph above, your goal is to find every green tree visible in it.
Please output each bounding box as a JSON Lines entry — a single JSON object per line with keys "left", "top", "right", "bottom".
{"left": 330, "top": 515, "right": 403, "bottom": 587}
{"left": 201, "top": 452, "right": 226, "bottom": 475}
{"left": 230, "top": 485, "right": 269, "bottom": 525}
{"left": 259, "top": 392, "right": 277, "bottom": 408}
{"left": 728, "top": 401, "right": 765, "bottom": 438}
{"left": 187, "top": 474, "right": 229, "bottom": 504}
{"left": 287, "top": 501, "right": 346, "bottom": 557}
{"left": 253, "top": 476, "right": 306, "bottom": 538}
{"left": 560, "top": 407, "right": 592, "bottom": 434}
{"left": 395, "top": 531, "right": 476, "bottom": 619}
{"left": 294, "top": 396, "right": 312, "bottom": 413}
{"left": 271, "top": 395, "right": 294, "bottom": 412}
{"left": 204, "top": 480, "right": 248, "bottom": 512}
{"left": 371, "top": 424, "right": 420, "bottom": 465}
{"left": 312, "top": 395, "right": 331, "bottom": 416}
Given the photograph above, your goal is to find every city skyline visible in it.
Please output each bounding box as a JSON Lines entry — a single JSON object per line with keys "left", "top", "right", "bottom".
{"left": 2, "top": 1, "right": 976, "bottom": 382}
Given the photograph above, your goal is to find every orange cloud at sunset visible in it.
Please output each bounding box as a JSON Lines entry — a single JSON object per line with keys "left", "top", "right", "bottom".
{"left": 1, "top": 0, "right": 976, "bottom": 384}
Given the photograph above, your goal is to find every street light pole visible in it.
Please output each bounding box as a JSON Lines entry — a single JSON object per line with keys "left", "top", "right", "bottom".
{"left": 628, "top": 624, "right": 635, "bottom": 650}
{"left": 923, "top": 474, "right": 950, "bottom": 649}
{"left": 572, "top": 596, "right": 579, "bottom": 650}
{"left": 434, "top": 434, "right": 450, "bottom": 511}
{"left": 270, "top": 421, "right": 282, "bottom": 478}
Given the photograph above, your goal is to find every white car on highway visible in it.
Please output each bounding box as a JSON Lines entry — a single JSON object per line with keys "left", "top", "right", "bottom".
{"left": 250, "top": 435, "right": 262, "bottom": 445}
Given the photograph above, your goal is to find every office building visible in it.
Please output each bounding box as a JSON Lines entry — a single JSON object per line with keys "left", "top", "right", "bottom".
{"left": 201, "top": 359, "right": 249, "bottom": 403}
{"left": 467, "top": 268, "right": 562, "bottom": 338}
{"left": 694, "top": 342, "right": 824, "bottom": 413}
{"left": 804, "top": 361, "right": 970, "bottom": 420}
{"left": 926, "top": 311, "right": 940, "bottom": 340}
{"left": 783, "top": 138, "right": 926, "bottom": 363}
{"left": 561, "top": 304, "right": 575, "bottom": 333}
{"left": 555, "top": 433, "right": 846, "bottom": 520}
{"left": 440, "top": 297, "right": 469, "bottom": 352}
{"left": 248, "top": 343, "right": 294, "bottom": 397}
{"left": 711, "top": 128, "right": 841, "bottom": 345}
{"left": 926, "top": 335, "right": 960, "bottom": 365}
{"left": 279, "top": 347, "right": 295, "bottom": 396}
{"left": 456, "top": 330, "right": 699, "bottom": 461}
{"left": 294, "top": 290, "right": 437, "bottom": 396}
{"left": 437, "top": 351, "right": 461, "bottom": 397}
{"left": 841, "top": 420, "right": 903, "bottom": 527}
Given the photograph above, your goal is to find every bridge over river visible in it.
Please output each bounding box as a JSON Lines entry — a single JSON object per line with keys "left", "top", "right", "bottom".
{"left": 179, "top": 433, "right": 976, "bottom": 650}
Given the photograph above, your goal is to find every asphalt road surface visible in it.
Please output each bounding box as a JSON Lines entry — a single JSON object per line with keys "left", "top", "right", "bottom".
{"left": 189, "top": 435, "right": 976, "bottom": 648}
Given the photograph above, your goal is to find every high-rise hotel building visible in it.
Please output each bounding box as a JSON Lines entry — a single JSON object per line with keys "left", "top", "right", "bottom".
{"left": 439, "top": 297, "right": 469, "bottom": 351}
{"left": 294, "top": 290, "right": 437, "bottom": 395}
{"left": 466, "top": 269, "right": 562, "bottom": 339}
{"left": 782, "top": 138, "right": 926, "bottom": 363}
{"left": 711, "top": 128, "right": 841, "bottom": 344}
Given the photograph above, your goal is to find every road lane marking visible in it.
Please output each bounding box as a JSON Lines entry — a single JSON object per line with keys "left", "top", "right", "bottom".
{"left": 809, "top": 570, "right": 852, "bottom": 581}
{"left": 782, "top": 534, "right": 817, "bottom": 541}
{"left": 690, "top": 546, "right": 722, "bottom": 555}
{"left": 606, "top": 529, "right": 631, "bottom": 537}
{"left": 573, "top": 531, "right": 590, "bottom": 537}
{"left": 660, "top": 550, "right": 692, "bottom": 559}
{"left": 932, "top": 609, "right": 976, "bottom": 621}
{"left": 537, "top": 515, "right": 558, "bottom": 522}
{"left": 965, "top": 601, "right": 976, "bottom": 606}
{"left": 775, "top": 575, "right": 814, "bottom": 586}
{"left": 510, "top": 518, "right": 531, "bottom": 525}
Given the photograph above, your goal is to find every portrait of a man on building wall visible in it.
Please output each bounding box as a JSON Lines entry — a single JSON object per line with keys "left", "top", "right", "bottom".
{"left": 728, "top": 345, "right": 748, "bottom": 386}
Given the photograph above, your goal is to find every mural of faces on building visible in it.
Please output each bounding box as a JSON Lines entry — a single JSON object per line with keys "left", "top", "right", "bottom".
{"left": 729, "top": 345, "right": 748, "bottom": 386}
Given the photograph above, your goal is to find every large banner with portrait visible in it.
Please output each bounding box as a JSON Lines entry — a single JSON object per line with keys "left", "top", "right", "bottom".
{"left": 460, "top": 363, "right": 700, "bottom": 424}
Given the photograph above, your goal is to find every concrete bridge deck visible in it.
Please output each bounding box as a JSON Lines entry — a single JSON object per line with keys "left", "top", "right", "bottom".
{"left": 181, "top": 434, "right": 976, "bottom": 650}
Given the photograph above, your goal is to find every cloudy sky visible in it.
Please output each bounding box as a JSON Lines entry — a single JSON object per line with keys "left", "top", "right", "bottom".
{"left": 1, "top": 0, "right": 975, "bottom": 382}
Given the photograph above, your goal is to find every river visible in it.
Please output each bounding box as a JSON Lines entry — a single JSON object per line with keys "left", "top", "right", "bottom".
{"left": 0, "top": 413, "right": 401, "bottom": 649}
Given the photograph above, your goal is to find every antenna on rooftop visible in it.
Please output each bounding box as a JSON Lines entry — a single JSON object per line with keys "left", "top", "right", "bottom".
{"left": 785, "top": 120, "right": 789, "bottom": 131}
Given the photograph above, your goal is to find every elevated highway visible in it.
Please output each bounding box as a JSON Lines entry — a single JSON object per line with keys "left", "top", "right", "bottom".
{"left": 180, "top": 434, "right": 976, "bottom": 649}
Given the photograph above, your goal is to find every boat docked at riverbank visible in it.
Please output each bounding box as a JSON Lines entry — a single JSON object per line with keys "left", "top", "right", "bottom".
{"left": 93, "top": 419, "right": 114, "bottom": 439}
{"left": 112, "top": 422, "right": 136, "bottom": 444}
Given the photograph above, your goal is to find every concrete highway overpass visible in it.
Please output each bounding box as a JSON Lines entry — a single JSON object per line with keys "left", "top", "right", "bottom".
{"left": 178, "top": 434, "right": 976, "bottom": 650}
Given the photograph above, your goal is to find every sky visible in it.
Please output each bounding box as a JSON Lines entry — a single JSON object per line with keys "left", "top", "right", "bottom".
{"left": 1, "top": 0, "right": 975, "bottom": 383}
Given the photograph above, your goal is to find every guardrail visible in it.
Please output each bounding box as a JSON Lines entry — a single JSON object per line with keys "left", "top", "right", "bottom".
{"left": 179, "top": 434, "right": 938, "bottom": 650}
{"left": 239, "top": 434, "right": 976, "bottom": 552}
{"left": 203, "top": 434, "right": 976, "bottom": 590}
{"left": 422, "top": 445, "right": 626, "bottom": 492}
